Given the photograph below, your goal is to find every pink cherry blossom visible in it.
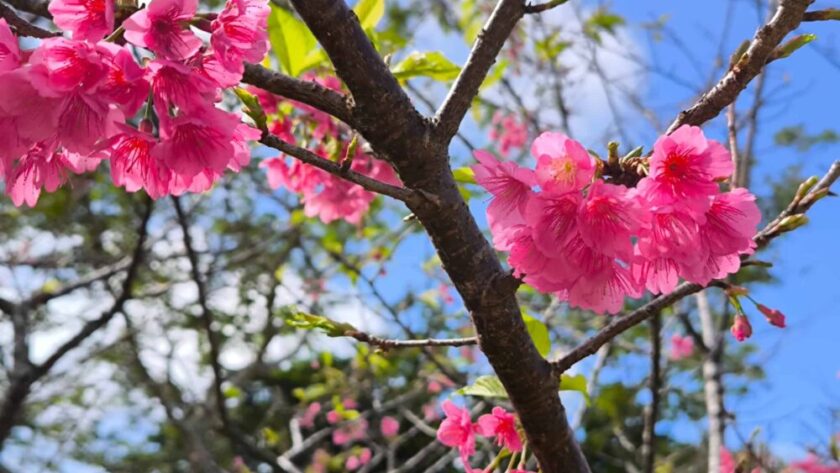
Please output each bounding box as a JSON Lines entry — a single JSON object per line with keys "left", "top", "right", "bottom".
{"left": 721, "top": 447, "right": 736, "bottom": 473}
{"left": 211, "top": 0, "right": 269, "bottom": 70}
{"left": 154, "top": 105, "right": 239, "bottom": 178}
{"left": 146, "top": 59, "right": 219, "bottom": 114}
{"left": 477, "top": 406, "right": 522, "bottom": 452}
{"left": 489, "top": 111, "right": 527, "bottom": 156}
{"left": 472, "top": 149, "right": 536, "bottom": 228}
{"left": 639, "top": 125, "right": 733, "bottom": 216}
{"left": 49, "top": 0, "right": 114, "bottom": 41}
{"left": 27, "top": 38, "right": 107, "bottom": 94}
{"left": 123, "top": 0, "right": 202, "bottom": 60}
{"left": 96, "top": 43, "right": 150, "bottom": 116}
{"left": 331, "top": 418, "right": 367, "bottom": 446}
{"left": 4, "top": 141, "right": 88, "bottom": 207}
{"left": 380, "top": 416, "right": 399, "bottom": 438}
{"left": 568, "top": 258, "right": 640, "bottom": 314}
{"left": 696, "top": 188, "right": 761, "bottom": 258}
{"left": 325, "top": 409, "right": 341, "bottom": 425}
{"left": 436, "top": 400, "right": 478, "bottom": 466}
{"left": 577, "top": 181, "right": 645, "bottom": 260}
{"left": 731, "top": 315, "right": 752, "bottom": 342}
{"left": 788, "top": 455, "right": 840, "bottom": 473}
{"left": 56, "top": 91, "right": 123, "bottom": 154}
{"left": 0, "top": 19, "right": 21, "bottom": 72}
{"left": 756, "top": 304, "right": 786, "bottom": 328}
{"left": 668, "top": 334, "right": 695, "bottom": 360}
{"left": 107, "top": 122, "right": 171, "bottom": 199}
{"left": 297, "top": 402, "right": 321, "bottom": 429}
{"left": 532, "top": 132, "right": 595, "bottom": 195}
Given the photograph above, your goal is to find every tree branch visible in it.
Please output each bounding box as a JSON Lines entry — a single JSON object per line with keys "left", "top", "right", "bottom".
{"left": 641, "top": 313, "right": 662, "bottom": 473}
{"left": 666, "top": 0, "right": 813, "bottom": 133}
{"left": 260, "top": 133, "right": 418, "bottom": 205}
{"left": 802, "top": 8, "right": 840, "bottom": 21}
{"left": 0, "top": 198, "right": 153, "bottom": 448}
{"left": 0, "top": 1, "right": 57, "bottom": 37}
{"left": 343, "top": 330, "right": 477, "bottom": 349}
{"left": 242, "top": 64, "right": 355, "bottom": 126}
{"left": 523, "top": 0, "right": 571, "bottom": 14}
{"left": 434, "top": 0, "right": 525, "bottom": 144}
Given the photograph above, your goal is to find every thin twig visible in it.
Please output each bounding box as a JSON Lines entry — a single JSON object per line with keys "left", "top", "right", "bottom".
{"left": 260, "top": 133, "right": 417, "bottom": 205}
{"left": 344, "top": 330, "right": 478, "bottom": 349}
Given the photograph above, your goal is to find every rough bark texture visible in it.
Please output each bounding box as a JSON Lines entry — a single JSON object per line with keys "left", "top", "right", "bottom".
{"left": 288, "top": 1, "right": 590, "bottom": 470}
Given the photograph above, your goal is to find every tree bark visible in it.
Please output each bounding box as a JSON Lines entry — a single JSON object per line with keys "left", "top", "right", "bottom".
{"left": 697, "top": 291, "right": 726, "bottom": 473}
{"left": 287, "top": 1, "right": 591, "bottom": 471}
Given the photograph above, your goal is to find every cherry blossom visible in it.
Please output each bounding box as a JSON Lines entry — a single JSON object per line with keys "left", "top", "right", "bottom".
{"left": 668, "top": 334, "right": 695, "bottom": 361}
{"left": 477, "top": 406, "right": 523, "bottom": 452}
{"left": 123, "top": 0, "right": 202, "bottom": 61}
{"left": 436, "top": 400, "right": 478, "bottom": 466}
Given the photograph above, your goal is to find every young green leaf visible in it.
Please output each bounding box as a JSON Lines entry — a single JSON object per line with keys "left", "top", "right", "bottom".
{"left": 267, "top": 6, "right": 318, "bottom": 76}
{"left": 353, "top": 0, "right": 385, "bottom": 31}
{"left": 522, "top": 312, "right": 551, "bottom": 357}
{"left": 559, "top": 373, "right": 590, "bottom": 405}
{"left": 457, "top": 375, "right": 509, "bottom": 399}
{"left": 391, "top": 51, "right": 461, "bottom": 82}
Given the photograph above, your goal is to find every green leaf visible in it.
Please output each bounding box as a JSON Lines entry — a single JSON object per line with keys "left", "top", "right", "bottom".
{"left": 234, "top": 87, "right": 267, "bottom": 131}
{"left": 452, "top": 166, "right": 476, "bottom": 184}
{"left": 457, "top": 375, "right": 508, "bottom": 399}
{"left": 584, "top": 9, "right": 625, "bottom": 43}
{"left": 268, "top": 6, "right": 318, "bottom": 76}
{"left": 353, "top": 0, "right": 385, "bottom": 31}
{"left": 282, "top": 309, "right": 357, "bottom": 337}
{"left": 480, "top": 59, "right": 509, "bottom": 91}
{"left": 559, "top": 373, "right": 590, "bottom": 404}
{"left": 391, "top": 51, "right": 461, "bottom": 82}
{"left": 522, "top": 312, "right": 551, "bottom": 357}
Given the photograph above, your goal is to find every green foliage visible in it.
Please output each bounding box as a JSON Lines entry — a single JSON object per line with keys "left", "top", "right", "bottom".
{"left": 282, "top": 308, "right": 357, "bottom": 337}
{"left": 584, "top": 9, "right": 625, "bottom": 43}
{"left": 452, "top": 166, "right": 476, "bottom": 184}
{"left": 234, "top": 87, "right": 268, "bottom": 131}
{"left": 559, "top": 373, "right": 590, "bottom": 404}
{"left": 774, "top": 125, "right": 839, "bottom": 151}
{"left": 522, "top": 312, "right": 551, "bottom": 357}
{"left": 267, "top": 6, "right": 324, "bottom": 76}
{"left": 457, "top": 375, "right": 509, "bottom": 398}
{"left": 391, "top": 51, "right": 461, "bottom": 82}
{"left": 354, "top": 0, "right": 385, "bottom": 31}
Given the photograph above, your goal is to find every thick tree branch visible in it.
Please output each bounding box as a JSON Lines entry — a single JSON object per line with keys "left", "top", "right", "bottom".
{"left": 0, "top": 1, "right": 57, "bottom": 37}
{"left": 289, "top": 0, "right": 429, "bottom": 170}
{"left": 3, "top": 0, "right": 47, "bottom": 18}
{"left": 666, "top": 0, "right": 813, "bottom": 133}
{"left": 291, "top": 2, "right": 590, "bottom": 470}
{"left": 260, "top": 133, "right": 417, "bottom": 205}
{"left": 434, "top": 0, "right": 525, "bottom": 144}
{"left": 242, "top": 64, "right": 355, "bottom": 126}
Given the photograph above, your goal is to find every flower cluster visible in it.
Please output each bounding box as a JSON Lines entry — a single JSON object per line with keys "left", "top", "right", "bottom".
{"left": 474, "top": 125, "right": 761, "bottom": 314}
{"left": 0, "top": 0, "right": 269, "bottom": 207}
{"left": 257, "top": 75, "right": 400, "bottom": 225}
{"left": 437, "top": 400, "right": 533, "bottom": 472}
{"left": 489, "top": 111, "right": 528, "bottom": 156}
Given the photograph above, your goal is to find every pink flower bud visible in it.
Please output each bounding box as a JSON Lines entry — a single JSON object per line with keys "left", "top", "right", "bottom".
{"left": 756, "top": 304, "right": 786, "bottom": 328}
{"left": 731, "top": 315, "right": 752, "bottom": 342}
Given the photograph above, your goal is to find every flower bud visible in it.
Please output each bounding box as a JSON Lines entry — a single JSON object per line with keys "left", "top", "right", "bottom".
{"left": 756, "top": 304, "right": 786, "bottom": 328}
{"left": 731, "top": 315, "right": 753, "bottom": 342}
{"left": 139, "top": 119, "right": 154, "bottom": 134}
{"left": 777, "top": 214, "right": 809, "bottom": 232}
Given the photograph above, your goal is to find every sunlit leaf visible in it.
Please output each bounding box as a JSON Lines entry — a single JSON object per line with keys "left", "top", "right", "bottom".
{"left": 391, "top": 51, "right": 461, "bottom": 82}
{"left": 457, "top": 375, "right": 508, "bottom": 398}
{"left": 354, "top": 0, "right": 385, "bottom": 31}
{"left": 268, "top": 6, "right": 318, "bottom": 76}
{"left": 560, "top": 373, "right": 590, "bottom": 405}
{"left": 523, "top": 312, "right": 551, "bottom": 357}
